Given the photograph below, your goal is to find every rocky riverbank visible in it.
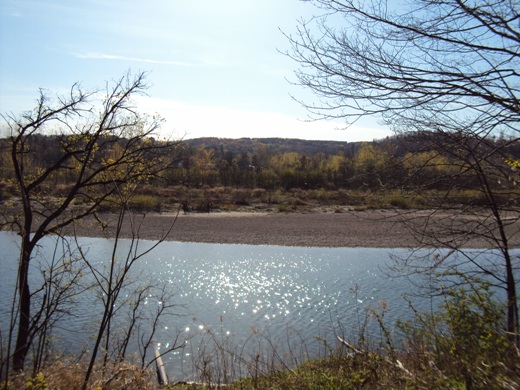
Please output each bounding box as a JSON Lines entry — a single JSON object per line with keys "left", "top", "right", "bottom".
{"left": 67, "top": 207, "right": 519, "bottom": 248}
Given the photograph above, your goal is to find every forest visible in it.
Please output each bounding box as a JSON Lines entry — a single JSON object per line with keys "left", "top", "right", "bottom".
{"left": 2, "top": 133, "right": 520, "bottom": 213}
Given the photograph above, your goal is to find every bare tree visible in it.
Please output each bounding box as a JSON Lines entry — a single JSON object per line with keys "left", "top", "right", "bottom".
{"left": 1, "top": 72, "right": 177, "bottom": 371}
{"left": 77, "top": 187, "right": 184, "bottom": 389}
{"left": 29, "top": 237, "right": 89, "bottom": 375}
{"left": 0, "top": 234, "right": 88, "bottom": 381}
{"left": 285, "top": 0, "right": 520, "bottom": 342}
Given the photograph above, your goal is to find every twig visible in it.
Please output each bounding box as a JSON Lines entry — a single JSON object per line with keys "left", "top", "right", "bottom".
{"left": 337, "top": 336, "right": 414, "bottom": 378}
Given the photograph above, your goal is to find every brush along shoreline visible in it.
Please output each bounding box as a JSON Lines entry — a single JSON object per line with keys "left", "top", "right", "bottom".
{"left": 68, "top": 207, "right": 520, "bottom": 249}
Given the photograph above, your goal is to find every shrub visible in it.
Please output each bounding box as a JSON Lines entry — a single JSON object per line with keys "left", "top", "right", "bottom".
{"left": 97, "top": 196, "right": 121, "bottom": 213}
{"left": 277, "top": 203, "right": 294, "bottom": 213}
{"left": 26, "top": 373, "right": 47, "bottom": 390}
{"left": 127, "top": 194, "right": 161, "bottom": 212}
{"left": 251, "top": 188, "right": 267, "bottom": 200}
{"left": 309, "top": 188, "right": 338, "bottom": 203}
{"left": 193, "top": 197, "right": 213, "bottom": 212}
{"left": 0, "top": 186, "right": 10, "bottom": 201}
{"left": 397, "top": 280, "right": 518, "bottom": 388}
{"left": 387, "top": 195, "right": 411, "bottom": 209}
{"left": 232, "top": 189, "right": 251, "bottom": 206}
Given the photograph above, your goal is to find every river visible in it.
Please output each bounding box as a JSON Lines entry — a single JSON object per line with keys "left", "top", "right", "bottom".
{"left": 0, "top": 231, "right": 513, "bottom": 381}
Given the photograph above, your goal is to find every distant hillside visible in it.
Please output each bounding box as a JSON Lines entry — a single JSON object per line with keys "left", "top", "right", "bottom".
{"left": 184, "top": 137, "right": 363, "bottom": 156}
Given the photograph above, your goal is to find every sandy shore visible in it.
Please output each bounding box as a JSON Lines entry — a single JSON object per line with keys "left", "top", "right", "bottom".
{"left": 69, "top": 208, "right": 520, "bottom": 248}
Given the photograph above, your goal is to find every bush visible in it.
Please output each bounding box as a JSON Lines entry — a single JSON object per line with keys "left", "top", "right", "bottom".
{"left": 308, "top": 188, "right": 338, "bottom": 203}
{"left": 26, "top": 373, "right": 47, "bottom": 390}
{"left": 277, "top": 203, "right": 294, "bottom": 213}
{"left": 251, "top": 188, "right": 267, "bottom": 200}
{"left": 232, "top": 189, "right": 251, "bottom": 206}
{"left": 193, "top": 197, "right": 213, "bottom": 212}
{"left": 387, "top": 195, "right": 411, "bottom": 209}
{"left": 397, "top": 280, "right": 518, "bottom": 388}
{"left": 127, "top": 194, "right": 161, "bottom": 212}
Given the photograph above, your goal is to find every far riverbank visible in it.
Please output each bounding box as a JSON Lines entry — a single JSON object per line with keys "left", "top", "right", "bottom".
{"left": 66, "top": 208, "right": 520, "bottom": 248}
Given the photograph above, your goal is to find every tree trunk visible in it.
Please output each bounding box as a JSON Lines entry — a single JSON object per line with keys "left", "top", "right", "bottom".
{"left": 12, "top": 247, "right": 31, "bottom": 371}
{"left": 504, "top": 251, "right": 519, "bottom": 346}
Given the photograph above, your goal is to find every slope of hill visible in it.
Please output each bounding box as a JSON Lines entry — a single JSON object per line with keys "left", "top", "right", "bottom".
{"left": 184, "top": 137, "right": 363, "bottom": 156}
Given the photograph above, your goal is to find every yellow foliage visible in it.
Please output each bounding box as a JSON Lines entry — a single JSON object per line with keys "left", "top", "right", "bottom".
{"left": 506, "top": 157, "right": 520, "bottom": 169}
{"left": 354, "top": 143, "right": 387, "bottom": 173}
{"left": 402, "top": 151, "right": 450, "bottom": 174}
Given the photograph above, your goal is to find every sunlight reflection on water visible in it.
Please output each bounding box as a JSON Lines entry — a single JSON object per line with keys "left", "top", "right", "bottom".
{"left": 5, "top": 232, "right": 511, "bottom": 381}
{"left": 142, "top": 242, "right": 416, "bottom": 378}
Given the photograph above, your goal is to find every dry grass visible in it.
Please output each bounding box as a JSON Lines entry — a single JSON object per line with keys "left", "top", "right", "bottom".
{"left": 2, "top": 358, "right": 158, "bottom": 390}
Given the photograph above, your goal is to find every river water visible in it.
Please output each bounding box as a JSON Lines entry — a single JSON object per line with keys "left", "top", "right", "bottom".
{"left": 0, "top": 231, "right": 513, "bottom": 381}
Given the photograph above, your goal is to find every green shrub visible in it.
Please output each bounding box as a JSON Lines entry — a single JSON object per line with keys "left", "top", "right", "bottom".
{"left": 397, "top": 280, "right": 518, "bottom": 389}
{"left": 308, "top": 188, "right": 339, "bottom": 203}
{"left": 128, "top": 194, "right": 161, "bottom": 212}
{"left": 277, "top": 203, "right": 294, "bottom": 213}
{"left": 26, "top": 373, "right": 47, "bottom": 390}
{"left": 387, "top": 195, "right": 411, "bottom": 209}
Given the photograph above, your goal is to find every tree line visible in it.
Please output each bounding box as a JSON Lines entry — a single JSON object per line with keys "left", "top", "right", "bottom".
{"left": 3, "top": 132, "right": 519, "bottom": 199}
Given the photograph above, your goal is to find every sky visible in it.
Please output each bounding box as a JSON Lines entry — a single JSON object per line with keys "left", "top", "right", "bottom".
{"left": 0, "top": 0, "right": 393, "bottom": 142}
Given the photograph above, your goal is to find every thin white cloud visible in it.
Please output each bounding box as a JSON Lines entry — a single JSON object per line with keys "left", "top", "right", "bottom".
{"left": 72, "top": 52, "right": 203, "bottom": 67}
{"left": 133, "top": 96, "right": 392, "bottom": 142}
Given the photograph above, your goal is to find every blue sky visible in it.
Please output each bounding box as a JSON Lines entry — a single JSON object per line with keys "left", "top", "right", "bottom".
{"left": 0, "top": 0, "right": 392, "bottom": 142}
